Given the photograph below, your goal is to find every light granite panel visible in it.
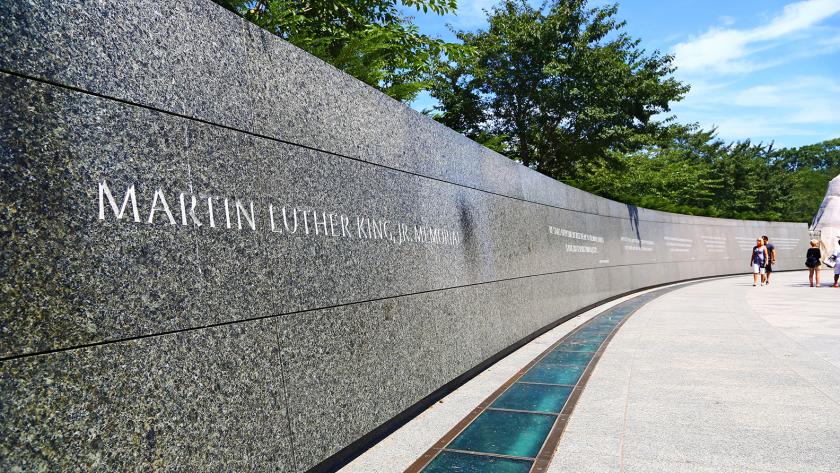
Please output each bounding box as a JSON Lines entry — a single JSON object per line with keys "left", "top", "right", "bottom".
{"left": 0, "top": 319, "right": 295, "bottom": 472}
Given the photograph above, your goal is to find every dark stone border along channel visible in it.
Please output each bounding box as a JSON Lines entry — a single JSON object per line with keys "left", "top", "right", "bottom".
{"left": 404, "top": 284, "right": 687, "bottom": 473}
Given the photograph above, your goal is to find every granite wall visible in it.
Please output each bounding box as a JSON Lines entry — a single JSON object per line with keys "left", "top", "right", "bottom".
{"left": 0, "top": 1, "right": 809, "bottom": 471}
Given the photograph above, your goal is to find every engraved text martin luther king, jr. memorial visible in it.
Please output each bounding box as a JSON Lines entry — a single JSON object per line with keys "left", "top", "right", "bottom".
{"left": 0, "top": 1, "right": 808, "bottom": 471}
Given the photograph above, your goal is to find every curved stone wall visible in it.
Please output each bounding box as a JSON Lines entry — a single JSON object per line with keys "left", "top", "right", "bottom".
{"left": 0, "top": 1, "right": 808, "bottom": 471}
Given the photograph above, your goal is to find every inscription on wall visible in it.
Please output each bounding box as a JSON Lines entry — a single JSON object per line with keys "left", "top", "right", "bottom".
{"left": 548, "top": 225, "right": 604, "bottom": 254}
{"left": 664, "top": 236, "right": 693, "bottom": 253}
{"left": 622, "top": 236, "right": 655, "bottom": 252}
{"left": 701, "top": 235, "right": 727, "bottom": 253}
{"left": 97, "top": 181, "right": 461, "bottom": 247}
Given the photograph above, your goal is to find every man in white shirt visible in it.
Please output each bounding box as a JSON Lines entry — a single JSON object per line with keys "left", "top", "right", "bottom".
{"left": 833, "top": 239, "right": 840, "bottom": 288}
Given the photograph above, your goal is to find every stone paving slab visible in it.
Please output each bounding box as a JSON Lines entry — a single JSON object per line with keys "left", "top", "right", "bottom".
{"left": 548, "top": 270, "right": 840, "bottom": 473}
{"left": 341, "top": 272, "right": 839, "bottom": 472}
{"left": 339, "top": 286, "right": 683, "bottom": 472}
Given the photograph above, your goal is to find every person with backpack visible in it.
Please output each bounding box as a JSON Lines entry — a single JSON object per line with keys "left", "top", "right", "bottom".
{"left": 806, "top": 239, "right": 822, "bottom": 287}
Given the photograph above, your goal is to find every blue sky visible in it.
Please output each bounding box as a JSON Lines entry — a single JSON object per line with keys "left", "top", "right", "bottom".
{"left": 404, "top": 0, "right": 840, "bottom": 148}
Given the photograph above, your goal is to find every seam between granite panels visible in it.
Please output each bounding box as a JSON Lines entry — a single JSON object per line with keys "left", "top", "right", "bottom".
{"left": 271, "top": 319, "right": 301, "bottom": 471}
{"left": 404, "top": 287, "right": 680, "bottom": 472}
{"left": 0, "top": 262, "right": 747, "bottom": 363}
{"left": 530, "top": 287, "right": 688, "bottom": 472}
{"left": 0, "top": 68, "right": 798, "bottom": 228}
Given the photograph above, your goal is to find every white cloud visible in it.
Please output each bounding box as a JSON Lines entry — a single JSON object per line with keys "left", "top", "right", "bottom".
{"left": 671, "top": 75, "right": 840, "bottom": 145}
{"left": 730, "top": 77, "right": 840, "bottom": 107}
{"left": 672, "top": 0, "right": 840, "bottom": 74}
{"left": 664, "top": 1, "right": 840, "bottom": 145}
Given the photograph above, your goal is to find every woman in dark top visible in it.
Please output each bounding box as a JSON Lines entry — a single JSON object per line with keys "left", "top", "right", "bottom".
{"left": 751, "top": 238, "right": 768, "bottom": 286}
{"left": 806, "top": 239, "right": 821, "bottom": 287}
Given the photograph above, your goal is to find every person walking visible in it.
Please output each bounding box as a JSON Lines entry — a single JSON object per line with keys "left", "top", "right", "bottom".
{"left": 806, "top": 239, "right": 822, "bottom": 287}
{"left": 763, "top": 236, "right": 776, "bottom": 285}
{"left": 750, "top": 238, "right": 768, "bottom": 286}
{"left": 832, "top": 239, "right": 840, "bottom": 288}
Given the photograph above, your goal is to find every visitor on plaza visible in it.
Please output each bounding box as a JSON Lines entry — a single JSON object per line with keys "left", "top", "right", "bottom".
{"left": 806, "top": 239, "right": 822, "bottom": 287}
{"left": 832, "top": 239, "right": 840, "bottom": 288}
{"left": 761, "top": 235, "right": 776, "bottom": 284}
{"left": 751, "top": 237, "right": 768, "bottom": 286}
{"left": 762, "top": 236, "right": 776, "bottom": 284}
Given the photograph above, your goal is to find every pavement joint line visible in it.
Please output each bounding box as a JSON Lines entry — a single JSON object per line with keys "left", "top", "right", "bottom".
{"left": 405, "top": 284, "right": 691, "bottom": 473}
{"left": 485, "top": 407, "right": 563, "bottom": 416}
{"left": 441, "top": 448, "right": 536, "bottom": 462}
{"left": 617, "top": 288, "right": 659, "bottom": 472}
{"left": 729, "top": 289, "right": 840, "bottom": 409}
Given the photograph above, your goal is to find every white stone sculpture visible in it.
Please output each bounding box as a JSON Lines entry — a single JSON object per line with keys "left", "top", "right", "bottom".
{"left": 811, "top": 174, "right": 840, "bottom": 264}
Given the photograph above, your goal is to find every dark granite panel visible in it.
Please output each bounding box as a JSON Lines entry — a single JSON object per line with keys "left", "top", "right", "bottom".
{"left": 0, "top": 0, "right": 528, "bottom": 200}
{"left": 276, "top": 267, "right": 641, "bottom": 470}
{"left": 0, "top": 0, "right": 259, "bottom": 131}
{"left": 0, "top": 2, "right": 813, "bottom": 471}
{"left": 0, "top": 74, "right": 546, "bottom": 357}
{"left": 0, "top": 73, "right": 199, "bottom": 357}
{"left": 8, "top": 73, "right": 808, "bottom": 360}
{"left": 276, "top": 287, "right": 478, "bottom": 470}
{"left": 1, "top": 74, "right": 544, "bottom": 357}
{"left": 1, "top": 0, "right": 817, "bottom": 224}
{"left": 0, "top": 319, "right": 294, "bottom": 472}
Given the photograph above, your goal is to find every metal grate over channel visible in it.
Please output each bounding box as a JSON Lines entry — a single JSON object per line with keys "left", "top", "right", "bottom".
{"left": 408, "top": 287, "right": 676, "bottom": 473}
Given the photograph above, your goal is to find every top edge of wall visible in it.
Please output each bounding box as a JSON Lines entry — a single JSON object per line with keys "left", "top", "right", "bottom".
{"left": 0, "top": 0, "right": 806, "bottom": 227}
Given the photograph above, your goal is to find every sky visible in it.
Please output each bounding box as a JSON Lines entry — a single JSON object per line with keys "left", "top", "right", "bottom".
{"left": 404, "top": 0, "right": 840, "bottom": 148}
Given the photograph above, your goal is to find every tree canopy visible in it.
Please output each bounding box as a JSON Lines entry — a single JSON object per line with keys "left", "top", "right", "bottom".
{"left": 217, "top": 0, "right": 839, "bottom": 223}
{"left": 430, "top": 0, "right": 688, "bottom": 179}
{"left": 571, "top": 130, "right": 840, "bottom": 223}
{"left": 216, "top": 0, "right": 461, "bottom": 101}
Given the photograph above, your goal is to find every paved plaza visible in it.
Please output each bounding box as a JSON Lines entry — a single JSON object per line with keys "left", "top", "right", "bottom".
{"left": 346, "top": 271, "right": 840, "bottom": 472}
{"left": 551, "top": 270, "right": 840, "bottom": 472}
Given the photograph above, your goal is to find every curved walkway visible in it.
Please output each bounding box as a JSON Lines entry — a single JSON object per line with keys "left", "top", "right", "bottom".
{"left": 343, "top": 271, "right": 840, "bottom": 472}
{"left": 551, "top": 270, "right": 840, "bottom": 472}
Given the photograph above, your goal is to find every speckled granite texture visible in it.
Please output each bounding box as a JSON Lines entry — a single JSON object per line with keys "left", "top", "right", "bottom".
{"left": 0, "top": 0, "right": 809, "bottom": 470}
{"left": 0, "top": 319, "right": 295, "bottom": 472}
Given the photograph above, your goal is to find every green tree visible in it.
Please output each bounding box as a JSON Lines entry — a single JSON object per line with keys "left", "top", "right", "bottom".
{"left": 775, "top": 138, "right": 840, "bottom": 222}
{"left": 430, "top": 0, "right": 688, "bottom": 178}
{"left": 571, "top": 125, "right": 723, "bottom": 216}
{"left": 572, "top": 124, "right": 840, "bottom": 223}
{"left": 216, "top": 0, "right": 460, "bottom": 102}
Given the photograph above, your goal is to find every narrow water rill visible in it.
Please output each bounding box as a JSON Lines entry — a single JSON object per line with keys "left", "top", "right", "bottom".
{"left": 411, "top": 287, "right": 677, "bottom": 473}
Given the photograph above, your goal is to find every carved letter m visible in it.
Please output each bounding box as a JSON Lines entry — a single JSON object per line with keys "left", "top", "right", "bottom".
{"left": 98, "top": 180, "right": 141, "bottom": 222}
